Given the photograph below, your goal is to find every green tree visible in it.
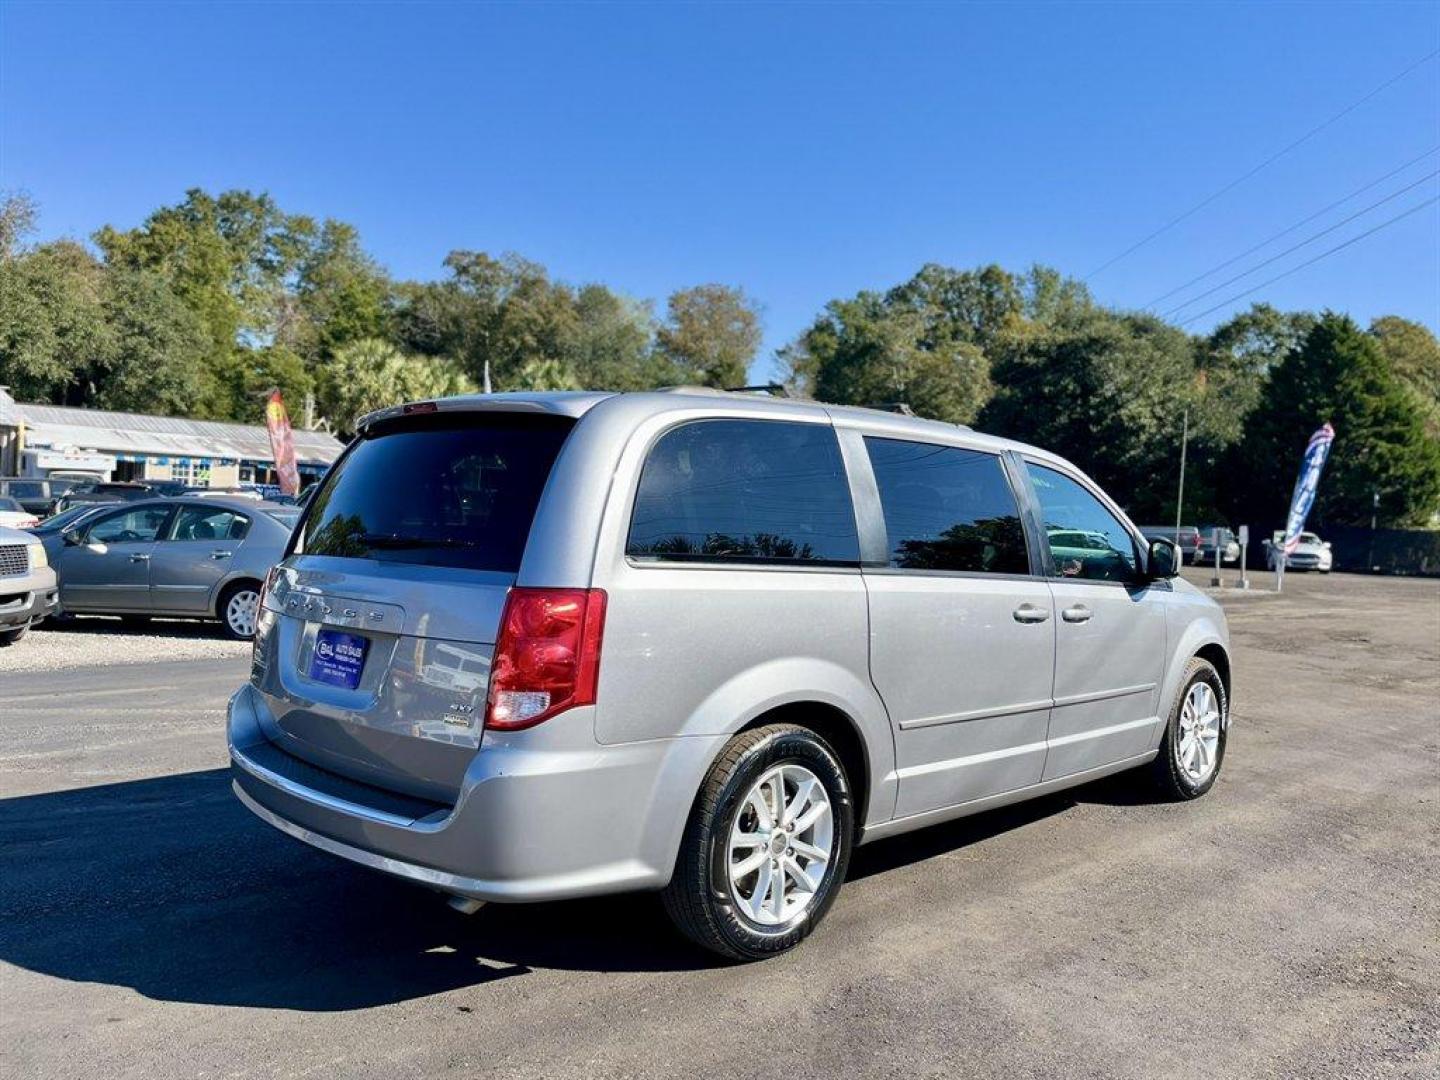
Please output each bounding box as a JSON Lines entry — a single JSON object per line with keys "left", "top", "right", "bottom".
{"left": 570, "top": 285, "right": 665, "bottom": 389}
{"left": 510, "top": 356, "right": 581, "bottom": 391}
{"left": 288, "top": 219, "right": 392, "bottom": 363}
{"left": 1370, "top": 315, "right": 1440, "bottom": 438}
{"left": 982, "top": 310, "right": 1198, "bottom": 520}
{"left": 95, "top": 268, "right": 209, "bottom": 415}
{"left": 0, "top": 192, "right": 39, "bottom": 260}
{"left": 783, "top": 291, "right": 990, "bottom": 424}
{"left": 657, "top": 284, "right": 761, "bottom": 388}
{"left": 320, "top": 337, "right": 475, "bottom": 435}
{"left": 1231, "top": 313, "right": 1440, "bottom": 528}
{"left": 0, "top": 240, "right": 112, "bottom": 405}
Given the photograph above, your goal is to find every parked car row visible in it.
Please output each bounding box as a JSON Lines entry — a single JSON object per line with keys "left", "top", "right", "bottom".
{"left": 0, "top": 496, "right": 301, "bottom": 642}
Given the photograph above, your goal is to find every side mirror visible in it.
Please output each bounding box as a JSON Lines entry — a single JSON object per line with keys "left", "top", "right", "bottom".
{"left": 1146, "top": 537, "right": 1180, "bottom": 580}
{"left": 62, "top": 528, "right": 82, "bottom": 546}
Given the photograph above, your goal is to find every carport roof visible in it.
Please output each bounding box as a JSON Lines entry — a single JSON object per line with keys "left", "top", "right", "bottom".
{"left": 4, "top": 394, "right": 346, "bottom": 465}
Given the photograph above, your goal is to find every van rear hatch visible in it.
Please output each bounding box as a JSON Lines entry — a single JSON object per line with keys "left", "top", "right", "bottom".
{"left": 251, "top": 410, "right": 576, "bottom": 804}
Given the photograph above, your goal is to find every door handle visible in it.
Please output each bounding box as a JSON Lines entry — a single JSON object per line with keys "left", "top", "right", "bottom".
{"left": 130, "top": 553, "right": 151, "bottom": 563}
{"left": 1013, "top": 604, "right": 1050, "bottom": 624}
{"left": 1061, "top": 604, "right": 1093, "bottom": 623}
{"left": 210, "top": 550, "right": 233, "bottom": 560}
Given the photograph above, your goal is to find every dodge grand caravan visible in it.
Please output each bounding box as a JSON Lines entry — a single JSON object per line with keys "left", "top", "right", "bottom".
{"left": 229, "top": 389, "right": 1231, "bottom": 959}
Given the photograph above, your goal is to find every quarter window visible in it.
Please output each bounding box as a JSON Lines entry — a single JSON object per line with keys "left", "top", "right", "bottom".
{"left": 627, "top": 419, "right": 859, "bottom": 565}
{"left": 864, "top": 438, "right": 1029, "bottom": 575}
{"left": 1026, "top": 463, "right": 1138, "bottom": 582}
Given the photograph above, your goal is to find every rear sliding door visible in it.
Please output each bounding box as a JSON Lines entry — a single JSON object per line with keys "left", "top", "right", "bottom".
{"left": 858, "top": 437, "right": 1055, "bottom": 819}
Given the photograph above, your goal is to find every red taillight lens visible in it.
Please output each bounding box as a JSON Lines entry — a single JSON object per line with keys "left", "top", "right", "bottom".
{"left": 485, "top": 587, "right": 606, "bottom": 731}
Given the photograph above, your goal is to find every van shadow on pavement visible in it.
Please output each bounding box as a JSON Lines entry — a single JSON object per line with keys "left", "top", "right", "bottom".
{"left": 0, "top": 766, "right": 1159, "bottom": 1010}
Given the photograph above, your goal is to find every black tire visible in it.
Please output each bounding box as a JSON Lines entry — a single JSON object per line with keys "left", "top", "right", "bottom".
{"left": 216, "top": 580, "right": 262, "bottom": 640}
{"left": 1149, "top": 658, "right": 1228, "bottom": 800}
{"left": 0, "top": 624, "right": 28, "bottom": 647}
{"left": 662, "top": 724, "right": 855, "bottom": 961}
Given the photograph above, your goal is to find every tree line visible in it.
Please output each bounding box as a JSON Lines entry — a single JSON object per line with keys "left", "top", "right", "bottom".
{"left": 1, "top": 188, "right": 1437, "bottom": 530}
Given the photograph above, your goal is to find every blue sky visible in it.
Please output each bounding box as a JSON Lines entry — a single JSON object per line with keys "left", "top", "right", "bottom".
{"left": 3, "top": 1, "right": 1437, "bottom": 381}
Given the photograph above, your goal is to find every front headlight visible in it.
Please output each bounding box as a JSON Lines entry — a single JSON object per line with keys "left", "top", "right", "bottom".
{"left": 28, "top": 542, "right": 47, "bottom": 570}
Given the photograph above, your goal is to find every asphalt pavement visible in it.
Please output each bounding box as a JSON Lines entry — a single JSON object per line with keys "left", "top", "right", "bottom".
{"left": 2, "top": 570, "right": 1437, "bottom": 1079}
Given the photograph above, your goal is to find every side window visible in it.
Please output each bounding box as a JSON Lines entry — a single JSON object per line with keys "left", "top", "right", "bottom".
{"left": 865, "top": 438, "right": 1030, "bottom": 575}
{"left": 87, "top": 506, "right": 173, "bottom": 544}
{"left": 172, "top": 506, "right": 250, "bottom": 542}
{"left": 627, "top": 419, "right": 859, "bottom": 565}
{"left": 1026, "top": 463, "right": 1138, "bottom": 582}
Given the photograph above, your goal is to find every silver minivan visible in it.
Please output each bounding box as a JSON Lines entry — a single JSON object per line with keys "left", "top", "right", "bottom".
{"left": 229, "top": 390, "right": 1231, "bottom": 959}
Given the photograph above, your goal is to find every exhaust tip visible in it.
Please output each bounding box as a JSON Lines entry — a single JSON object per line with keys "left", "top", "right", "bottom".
{"left": 447, "top": 895, "right": 486, "bottom": 916}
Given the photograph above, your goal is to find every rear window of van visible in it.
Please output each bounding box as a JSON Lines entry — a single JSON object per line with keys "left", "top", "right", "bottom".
{"left": 297, "top": 413, "right": 574, "bottom": 572}
{"left": 626, "top": 419, "right": 859, "bottom": 566}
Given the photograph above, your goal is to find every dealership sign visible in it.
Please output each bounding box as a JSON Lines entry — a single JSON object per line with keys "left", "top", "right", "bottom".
{"left": 264, "top": 390, "right": 302, "bottom": 496}
{"left": 1281, "top": 420, "right": 1335, "bottom": 569}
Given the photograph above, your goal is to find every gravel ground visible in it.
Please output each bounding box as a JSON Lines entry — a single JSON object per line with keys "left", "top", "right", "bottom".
{"left": 1, "top": 569, "right": 1437, "bottom": 1079}
{"left": 0, "top": 616, "right": 248, "bottom": 674}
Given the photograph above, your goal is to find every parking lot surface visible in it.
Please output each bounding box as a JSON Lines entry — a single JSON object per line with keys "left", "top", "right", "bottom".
{"left": 2, "top": 572, "right": 1437, "bottom": 1079}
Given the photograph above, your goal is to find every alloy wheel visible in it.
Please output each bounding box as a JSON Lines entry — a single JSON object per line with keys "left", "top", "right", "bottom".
{"left": 1176, "top": 681, "right": 1222, "bottom": 783}
{"left": 727, "top": 763, "right": 834, "bottom": 926}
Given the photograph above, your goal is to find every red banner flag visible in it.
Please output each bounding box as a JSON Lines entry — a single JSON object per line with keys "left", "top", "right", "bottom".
{"left": 264, "top": 390, "right": 301, "bottom": 496}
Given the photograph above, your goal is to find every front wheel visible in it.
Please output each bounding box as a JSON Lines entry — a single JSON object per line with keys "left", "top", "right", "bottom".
{"left": 0, "top": 624, "right": 29, "bottom": 647}
{"left": 1150, "top": 658, "right": 1228, "bottom": 799}
{"left": 662, "top": 724, "right": 854, "bottom": 960}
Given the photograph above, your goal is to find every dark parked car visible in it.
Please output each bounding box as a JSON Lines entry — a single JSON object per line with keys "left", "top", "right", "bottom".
{"left": 0, "top": 477, "right": 76, "bottom": 518}
{"left": 54, "top": 481, "right": 158, "bottom": 514}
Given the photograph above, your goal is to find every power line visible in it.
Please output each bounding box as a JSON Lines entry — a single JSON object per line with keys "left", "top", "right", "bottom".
{"left": 1084, "top": 47, "right": 1440, "bottom": 280}
{"left": 1177, "top": 195, "right": 1439, "bottom": 327}
{"left": 1160, "top": 168, "right": 1440, "bottom": 317}
{"left": 1143, "top": 145, "right": 1440, "bottom": 309}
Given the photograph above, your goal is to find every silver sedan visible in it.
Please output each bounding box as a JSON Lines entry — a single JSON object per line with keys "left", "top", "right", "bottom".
{"left": 41, "top": 496, "right": 299, "bottom": 638}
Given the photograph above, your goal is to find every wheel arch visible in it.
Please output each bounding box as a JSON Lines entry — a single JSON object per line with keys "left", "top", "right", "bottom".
{"left": 1194, "top": 641, "right": 1231, "bottom": 703}
{"left": 214, "top": 574, "right": 263, "bottom": 619}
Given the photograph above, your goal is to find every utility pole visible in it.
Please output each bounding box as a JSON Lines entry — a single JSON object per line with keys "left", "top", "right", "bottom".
{"left": 483, "top": 359, "right": 493, "bottom": 395}
{"left": 1174, "top": 408, "right": 1189, "bottom": 548}
{"left": 303, "top": 392, "right": 315, "bottom": 430}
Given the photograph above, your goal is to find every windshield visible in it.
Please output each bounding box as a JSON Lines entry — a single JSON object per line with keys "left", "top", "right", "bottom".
{"left": 296, "top": 412, "right": 575, "bottom": 572}
{"left": 1300, "top": 532, "right": 1321, "bottom": 544}
{"left": 0, "top": 496, "right": 22, "bottom": 512}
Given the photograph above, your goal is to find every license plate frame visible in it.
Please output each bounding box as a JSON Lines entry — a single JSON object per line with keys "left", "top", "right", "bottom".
{"left": 310, "top": 628, "right": 369, "bottom": 690}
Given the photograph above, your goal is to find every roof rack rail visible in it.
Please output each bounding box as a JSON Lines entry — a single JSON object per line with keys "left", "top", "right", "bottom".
{"left": 723, "top": 383, "right": 791, "bottom": 397}
{"left": 869, "top": 402, "right": 917, "bottom": 417}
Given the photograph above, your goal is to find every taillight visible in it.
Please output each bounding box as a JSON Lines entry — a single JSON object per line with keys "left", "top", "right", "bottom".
{"left": 258, "top": 565, "right": 282, "bottom": 611}
{"left": 486, "top": 587, "right": 606, "bottom": 731}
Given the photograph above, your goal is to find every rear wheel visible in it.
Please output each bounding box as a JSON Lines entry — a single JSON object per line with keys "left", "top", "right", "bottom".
{"left": 218, "top": 580, "right": 261, "bottom": 640}
{"left": 662, "top": 724, "right": 854, "bottom": 960}
{"left": 1150, "top": 658, "right": 1227, "bottom": 799}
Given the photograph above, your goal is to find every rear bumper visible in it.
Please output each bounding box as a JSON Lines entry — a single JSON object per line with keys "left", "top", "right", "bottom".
{"left": 228, "top": 683, "right": 724, "bottom": 903}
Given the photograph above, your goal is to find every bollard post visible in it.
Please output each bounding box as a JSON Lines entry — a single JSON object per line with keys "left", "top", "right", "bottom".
{"left": 1237, "top": 525, "right": 1250, "bottom": 590}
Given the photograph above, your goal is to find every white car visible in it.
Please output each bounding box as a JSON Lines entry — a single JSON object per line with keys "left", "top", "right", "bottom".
{"left": 1268, "top": 530, "right": 1333, "bottom": 573}
{"left": 0, "top": 496, "right": 40, "bottom": 530}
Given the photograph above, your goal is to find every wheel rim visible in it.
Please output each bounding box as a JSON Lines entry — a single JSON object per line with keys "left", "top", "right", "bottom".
{"left": 1177, "top": 682, "right": 1222, "bottom": 782}
{"left": 727, "top": 763, "right": 834, "bottom": 926}
{"left": 226, "top": 590, "right": 259, "bottom": 637}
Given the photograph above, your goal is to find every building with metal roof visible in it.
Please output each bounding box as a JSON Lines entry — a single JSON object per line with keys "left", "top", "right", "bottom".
{"left": 0, "top": 387, "right": 346, "bottom": 488}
